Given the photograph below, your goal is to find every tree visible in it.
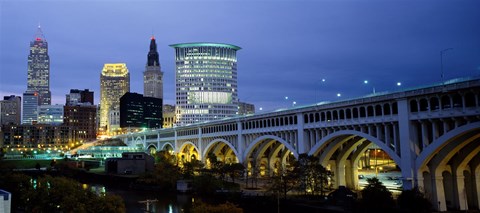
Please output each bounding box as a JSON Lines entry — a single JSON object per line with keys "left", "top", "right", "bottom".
{"left": 358, "top": 177, "right": 395, "bottom": 212}
{"left": 182, "top": 159, "right": 204, "bottom": 179}
{"left": 137, "top": 151, "right": 181, "bottom": 191}
{"left": 397, "top": 188, "right": 432, "bottom": 213}
{"left": 224, "top": 163, "right": 245, "bottom": 183}
{"left": 294, "top": 153, "right": 333, "bottom": 196}
{"left": 0, "top": 173, "right": 126, "bottom": 212}
{"left": 207, "top": 153, "right": 225, "bottom": 179}
{"left": 268, "top": 167, "right": 298, "bottom": 199}
{"left": 154, "top": 150, "right": 177, "bottom": 165}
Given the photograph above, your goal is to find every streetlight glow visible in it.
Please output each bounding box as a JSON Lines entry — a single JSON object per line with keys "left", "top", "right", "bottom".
{"left": 397, "top": 82, "right": 402, "bottom": 86}
{"left": 285, "top": 96, "right": 288, "bottom": 100}
{"left": 337, "top": 93, "right": 341, "bottom": 97}
{"left": 364, "top": 80, "right": 368, "bottom": 84}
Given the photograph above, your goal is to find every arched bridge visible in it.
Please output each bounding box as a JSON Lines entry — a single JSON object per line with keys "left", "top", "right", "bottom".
{"left": 116, "top": 77, "right": 480, "bottom": 211}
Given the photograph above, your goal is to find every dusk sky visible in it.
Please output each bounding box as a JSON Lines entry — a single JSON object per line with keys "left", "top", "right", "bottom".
{"left": 1, "top": 0, "right": 479, "bottom": 112}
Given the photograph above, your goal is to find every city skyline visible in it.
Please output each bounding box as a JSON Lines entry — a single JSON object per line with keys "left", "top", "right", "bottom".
{"left": 1, "top": 1, "right": 480, "bottom": 112}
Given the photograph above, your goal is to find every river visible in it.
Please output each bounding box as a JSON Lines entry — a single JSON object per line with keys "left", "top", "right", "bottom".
{"left": 86, "top": 184, "right": 193, "bottom": 213}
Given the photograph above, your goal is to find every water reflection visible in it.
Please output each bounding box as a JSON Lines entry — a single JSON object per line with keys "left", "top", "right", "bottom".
{"left": 83, "top": 183, "right": 192, "bottom": 213}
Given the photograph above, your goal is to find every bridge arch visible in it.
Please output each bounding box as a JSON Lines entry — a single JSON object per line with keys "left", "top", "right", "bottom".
{"left": 202, "top": 138, "right": 240, "bottom": 164}
{"left": 308, "top": 130, "right": 401, "bottom": 166}
{"left": 177, "top": 141, "right": 200, "bottom": 162}
{"left": 415, "top": 122, "right": 480, "bottom": 170}
{"left": 243, "top": 135, "right": 298, "bottom": 162}
{"left": 146, "top": 144, "right": 157, "bottom": 155}
{"left": 161, "top": 142, "right": 174, "bottom": 151}
{"left": 308, "top": 130, "right": 401, "bottom": 189}
{"left": 415, "top": 121, "right": 480, "bottom": 211}
{"left": 243, "top": 134, "right": 299, "bottom": 177}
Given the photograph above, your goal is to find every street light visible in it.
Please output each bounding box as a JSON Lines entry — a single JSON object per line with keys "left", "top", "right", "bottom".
{"left": 292, "top": 101, "right": 297, "bottom": 107}
{"left": 396, "top": 82, "right": 402, "bottom": 86}
{"left": 441, "top": 48, "right": 453, "bottom": 82}
{"left": 336, "top": 93, "right": 341, "bottom": 97}
{"left": 316, "top": 78, "right": 326, "bottom": 102}
{"left": 363, "top": 80, "right": 376, "bottom": 94}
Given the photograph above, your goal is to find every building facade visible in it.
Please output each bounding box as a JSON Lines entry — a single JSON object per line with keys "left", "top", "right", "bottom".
{"left": 143, "top": 36, "right": 164, "bottom": 99}
{"left": 120, "top": 92, "right": 144, "bottom": 129}
{"left": 238, "top": 101, "right": 255, "bottom": 115}
{"left": 66, "top": 89, "right": 94, "bottom": 105}
{"left": 99, "top": 63, "right": 130, "bottom": 136}
{"left": 27, "top": 26, "right": 51, "bottom": 105}
{"left": 170, "top": 43, "right": 241, "bottom": 125}
{"left": 1, "top": 124, "right": 71, "bottom": 148}
{"left": 0, "top": 95, "right": 21, "bottom": 125}
{"left": 63, "top": 104, "right": 97, "bottom": 142}
{"left": 162, "top": 104, "right": 176, "bottom": 128}
{"left": 22, "top": 91, "right": 38, "bottom": 124}
{"left": 120, "top": 92, "right": 162, "bottom": 130}
{"left": 37, "top": 105, "right": 64, "bottom": 125}
{"left": 64, "top": 89, "right": 97, "bottom": 142}
{"left": 143, "top": 96, "right": 162, "bottom": 129}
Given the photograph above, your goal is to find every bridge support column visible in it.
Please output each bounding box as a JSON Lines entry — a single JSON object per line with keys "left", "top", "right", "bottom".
{"left": 475, "top": 169, "right": 480, "bottom": 210}
{"left": 328, "top": 160, "right": 338, "bottom": 188}
{"left": 397, "top": 99, "right": 415, "bottom": 190}
{"left": 157, "top": 133, "right": 160, "bottom": 151}
{"left": 455, "top": 175, "right": 468, "bottom": 210}
{"left": 421, "top": 121, "right": 429, "bottom": 148}
{"left": 344, "top": 161, "right": 353, "bottom": 188}
{"left": 296, "top": 113, "right": 305, "bottom": 154}
{"left": 433, "top": 175, "right": 447, "bottom": 212}
{"left": 198, "top": 127, "right": 203, "bottom": 161}
{"left": 335, "top": 160, "right": 346, "bottom": 187}
{"left": 237, "top": 121, "right": 244, "bottom": 164}
{"left": 417, "top": 172, "right": 425, "bottom": 192}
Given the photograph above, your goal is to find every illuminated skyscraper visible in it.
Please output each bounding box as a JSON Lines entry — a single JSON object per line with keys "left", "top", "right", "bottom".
{"left": 99, "top": 63, "right": 130, "bottom": 135}
{"left": 170, "top": 43, "right": 241, "bottom": 125}
{"left": 27, "top": 25, "right": 51, "bottom": 105}
{"left": 144, "top": 36, "right": 164, "bottom": 99}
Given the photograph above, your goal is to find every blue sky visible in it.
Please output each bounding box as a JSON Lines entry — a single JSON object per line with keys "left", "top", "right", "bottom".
{"left": 1, "top": 0, "right": 479, "bottom": 112}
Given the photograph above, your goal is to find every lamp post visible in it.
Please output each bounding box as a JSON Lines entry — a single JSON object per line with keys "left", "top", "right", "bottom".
{"left": 441, "top": 48, "right": 453, "bottom": 82}
{"left": 364, "top": 80, "right": 375, "bottom": 94}
{"left": 317, "top": 78, "right": 326, "bottom": 102}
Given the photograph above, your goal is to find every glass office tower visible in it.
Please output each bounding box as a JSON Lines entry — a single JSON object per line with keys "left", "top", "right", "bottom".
{"left": 170, "top": 43, "right": 241, "bottom": 125}
{"left": 27, "top": 26, "right": 51, "bottom": 105}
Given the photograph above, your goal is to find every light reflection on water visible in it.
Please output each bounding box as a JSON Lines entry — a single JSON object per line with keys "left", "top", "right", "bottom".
{"left": 83, "top": 183, "right": 191, "bottom": 213}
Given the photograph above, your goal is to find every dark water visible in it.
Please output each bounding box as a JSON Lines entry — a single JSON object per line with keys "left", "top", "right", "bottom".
{"left": 88, "top": 184, "right": 193, "bottom": 213}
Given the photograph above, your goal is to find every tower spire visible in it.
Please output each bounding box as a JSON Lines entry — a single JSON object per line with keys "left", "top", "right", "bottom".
{"left": 35, "top": 24, "right": 46, "bottom": 41}
{"left": 147, "top": 36, "right": 159, "bottom": 66}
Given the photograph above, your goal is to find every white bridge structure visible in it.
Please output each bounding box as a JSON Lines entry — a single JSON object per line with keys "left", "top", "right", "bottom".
{"left": 116, "top": 77, "right": 480, "bottom": 211}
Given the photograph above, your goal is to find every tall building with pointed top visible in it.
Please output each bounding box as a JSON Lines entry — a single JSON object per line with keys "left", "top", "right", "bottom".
{"left": 143, "top": 36, "right": 164, "bottom": 99}
{"left": 27, "top": 25, "right": 51, "bottom": 105}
